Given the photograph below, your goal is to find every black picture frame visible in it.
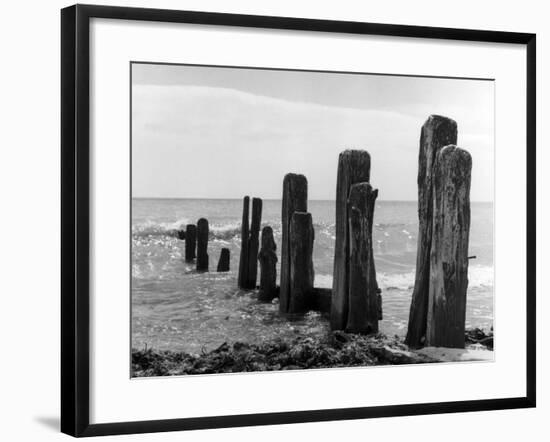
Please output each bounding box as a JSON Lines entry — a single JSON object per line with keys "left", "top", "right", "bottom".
{"left": 61, "top": 4, "right": 536, "bottom": 437}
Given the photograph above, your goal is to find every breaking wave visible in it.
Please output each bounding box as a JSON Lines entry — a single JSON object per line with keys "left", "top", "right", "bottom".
{"left": 132, "top": 220, "right": 244, "bottom": 241}
{"left": 314, "top": 265, "right": 494, "bottom": 292}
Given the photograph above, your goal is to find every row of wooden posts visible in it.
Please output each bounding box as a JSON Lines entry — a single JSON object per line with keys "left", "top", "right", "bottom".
{"left": 180, "top": 114, "right": 472, "bottom": 349}
{"left": 236, "top": 175, "right": 332, "bottom": 312}
{"left": 179, "top": 219, "right": 230, "bottom": 272}
{"left": 233, "top": 151, "right": 383, "bottom": 331}
{"left": 327, "top": 115, "right": 472, "bottom": 348}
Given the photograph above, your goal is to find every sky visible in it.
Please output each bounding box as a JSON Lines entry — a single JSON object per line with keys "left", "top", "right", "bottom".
{"left": 132, "top": 63, "right": 494, "bottom": 201}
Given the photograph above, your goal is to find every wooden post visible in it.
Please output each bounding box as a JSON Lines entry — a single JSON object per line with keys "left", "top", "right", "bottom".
{"left": 308, "top": 288, "right": 332, "bottom": 314}
{"left": 405, "top": 115, "right": 458, "bottom": 348}
{"left": 196, "top": 218, "right": 209, "bottom": 272}
{"left": 258, "top": 226, "right": 277, "bottom": 302}
{"left": 184, "top": 224, "right": 197, "bottom": 262}
{"left": 280, "top": 174, "right": 308, "bottom": 313}
{"left": 330, "top": 150, "right": 371, "bottom": 330}
{"left": 345, "top": 183, "right": 379, "bottom": 334}
{"left": 245, "top": 198, "right": 262, "bottom": 289}
{"left": 377, "top": 288, "right": 383, "bottom": 320}
{"left": 217, "top": 248, "right": 230, "bottom": 272}
{"left": 238, "top": 196, "right": 250, "bottom": 288}
{"left": 288, "top": 212, "right": 314, "bottom": 314}
{"left": 426, "top": 145, "right": 471, "bottom": 348}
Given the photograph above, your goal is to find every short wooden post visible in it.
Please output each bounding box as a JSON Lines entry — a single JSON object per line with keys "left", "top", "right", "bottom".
{"left": 238, "top": 196, "right": 250, "bottom": 288}
{"left": 258, "top": 226, "right": 277, "bottom": 302}
{"left": 405, "top": 115, "right": 458, "bottom": 348}
{"left": 346, "top": 183, "right": 379, "bottom": 334}
{"left": 280, "top": 174, "right": 308, "bottom": 313}
{"left": 217, "top": 248, "right": 230, "bottom": 272}
{"left": 288, "top": 212, "right": 314, "bottom": 314}
{"left": 196, "top": 218, "right": 209, "bottom": 271}
{"left": 245, "top": 198, "right": 262, "bottom": 289}
{"left": 308, "top": 288, "right": 332, "bottom": 314}
{"left": 184, "top": 224, "right": 197, "bottom": 262}
{"left": 426, "top": 145, "right": 471, "bottom": 348}
{"left": 330, "top": 150, "right": 371, "bottom": 330}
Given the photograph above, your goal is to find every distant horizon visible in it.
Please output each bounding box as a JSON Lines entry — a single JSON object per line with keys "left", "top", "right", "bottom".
{"left": 131, "top": 196, "right": 494, "bottom": 204}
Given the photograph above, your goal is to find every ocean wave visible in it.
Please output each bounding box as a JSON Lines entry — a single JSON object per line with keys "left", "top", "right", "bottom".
{"left": 132, "top": 219, "right": 190, "bottom": 238}
{"left": 314, "top": 265, "right": 494, "bottom": 292}
{"left": 209, "top": 223, "right": 242, "bottom": 240}
{"left": 133, "top": 220, "right": 246, "bottom": 241}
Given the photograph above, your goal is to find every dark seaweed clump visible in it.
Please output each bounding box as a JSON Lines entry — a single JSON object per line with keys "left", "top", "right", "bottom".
{"left": 464, "top": 327, "right": 493, "bottom": 350}
{"left": 132, "top": 331, "right": 438, "bottom": 377}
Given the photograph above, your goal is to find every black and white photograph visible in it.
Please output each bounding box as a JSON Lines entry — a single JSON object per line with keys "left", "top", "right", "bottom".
{"left": 131, "top": 62, "right": 495, "bottom": 377}
{"left": 0, "top": 0, "right": 542, "bottom": 439}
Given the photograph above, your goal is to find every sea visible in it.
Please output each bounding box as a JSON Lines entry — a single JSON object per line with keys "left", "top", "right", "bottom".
{"left": 132, "top": 198, "right": 494, "bottom": 354}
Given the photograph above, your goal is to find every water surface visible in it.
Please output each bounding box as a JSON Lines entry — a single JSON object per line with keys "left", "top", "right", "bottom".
{"left": 132, "top": 198, "right": 494, "bottom": 353}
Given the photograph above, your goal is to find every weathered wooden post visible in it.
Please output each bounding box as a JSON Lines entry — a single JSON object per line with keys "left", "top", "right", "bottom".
{"left": 288, "top": 212, "right": 314, "bottom": 314}
{"left": 217, "top": 248, "right": 230, "bottom": 272}
{"left": 330, "top": 150, "right": 371, "bottom": 330}
{"left": 184, "top": 224, "right": 197, "bottom": 262}
{"left": 196, "top": 218, "right": 209, "bottom": 271}
{"left": 238, "top": 196, "right": 250, "bottom": 288}
{"left": 246, "top": 198, "right": 262, "bottom": 289}
{"left": 426, "top": 145, "right": 471, "bottom": 348}
{"left": 406, "top": 115, "right": 458, "bottom": 348}
{"left": 258, "top": 226, "right": 278, "bottom": 302}
{"left": 346, "top": 183, "right": 379, "bottom": 334}
{"left": 280, "top": 174, "right": 308, "bottom": 313}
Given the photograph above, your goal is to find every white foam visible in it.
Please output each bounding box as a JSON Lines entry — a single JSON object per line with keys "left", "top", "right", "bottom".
{"left": 314, "top": 265, "right": 494, "bottom": 292}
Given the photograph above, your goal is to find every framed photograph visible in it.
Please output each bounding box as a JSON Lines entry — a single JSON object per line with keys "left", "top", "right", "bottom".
{"left": 61, "top": 4, "right": 536, "bottom": 437}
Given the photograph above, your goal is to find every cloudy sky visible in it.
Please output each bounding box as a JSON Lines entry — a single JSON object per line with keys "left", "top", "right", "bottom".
{"left": 132, "top": 63, "right": 494, "bottom": 201}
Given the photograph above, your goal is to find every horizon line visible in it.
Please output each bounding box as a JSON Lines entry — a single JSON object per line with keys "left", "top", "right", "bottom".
{"left": 132, "top": 196, "right": 494, "bottom": 204}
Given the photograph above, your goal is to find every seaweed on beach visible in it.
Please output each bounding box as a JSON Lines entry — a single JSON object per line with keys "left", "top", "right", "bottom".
{"left": 131, "top": 331, "right": 438, "bottom": 377}
{"left": 464, "top": 327, "right": 493, "bottom": 350}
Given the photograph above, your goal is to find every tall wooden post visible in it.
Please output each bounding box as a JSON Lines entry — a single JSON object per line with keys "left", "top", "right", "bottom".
{"left": 330, "top": 150, "right": 371, "bottom": 330}
{"left": 426, "top": 145, "right": 471, "bottom": 348}
{"left": 258, "top": 226, "right": 278, "bottom": 302}
{"left": 405, "top": 115, "right": 458, "bottom": 347}
{"left": 196, "top": 218, "right": 209, "bottom": 272}
{"left": 289, "top": 212, "right": 314, "bottom": 314}
{"left": 238, "top": 196, "right": 250, "bottom": 288}
{"left": 217, "top": 248, "right": 230, "bottom": 272}
{"left": 280, "top": 174, "right": 308, "bottom": 313}
{"left": 246, "top": 198, "right": 262, "bottom": 289}
{"left": 346, "top": 183, "right": 379, "bottom": 334}
{"left": 184, "top": 224, "right": 197, "bottom": 262}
